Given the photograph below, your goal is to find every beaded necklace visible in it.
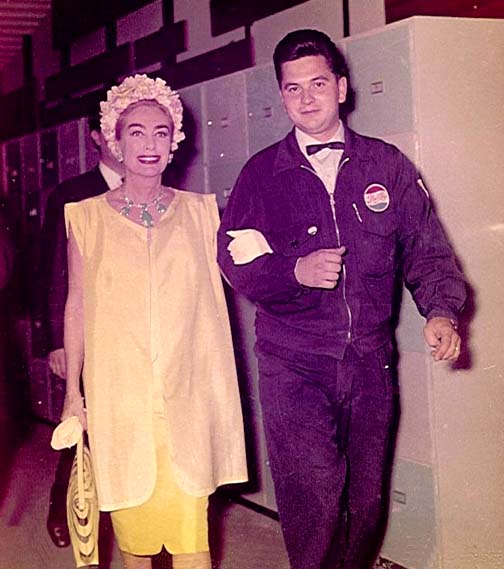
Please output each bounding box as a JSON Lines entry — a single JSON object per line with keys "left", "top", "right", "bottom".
{"left": 119, "top": 186, "right": 168, "bottom": 228}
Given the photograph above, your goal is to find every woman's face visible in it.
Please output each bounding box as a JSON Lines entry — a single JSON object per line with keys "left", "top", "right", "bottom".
{"left": 118, "top": 101, "right": 173, "bottom": 179}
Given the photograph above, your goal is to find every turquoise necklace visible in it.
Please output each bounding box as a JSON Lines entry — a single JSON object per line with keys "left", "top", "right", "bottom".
{"left": 119, "top": 186, "right": 168, "bottom": 228}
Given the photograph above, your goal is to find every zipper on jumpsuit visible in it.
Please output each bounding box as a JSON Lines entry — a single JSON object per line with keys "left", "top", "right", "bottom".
{"left": 300, "top": 158, "right": 353, "bottom": 342}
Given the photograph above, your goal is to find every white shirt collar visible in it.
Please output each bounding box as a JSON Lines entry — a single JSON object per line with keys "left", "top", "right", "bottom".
{"left": 295, "top": 121, "right": 345, "bottom": 161}
{"left": 99, "top": 161, "right": 123, "bottom": 190}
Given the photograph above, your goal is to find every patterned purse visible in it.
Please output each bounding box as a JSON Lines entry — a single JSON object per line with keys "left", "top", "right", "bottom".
{"left": 51, "top": 416, "right": 99, "bottom": 568}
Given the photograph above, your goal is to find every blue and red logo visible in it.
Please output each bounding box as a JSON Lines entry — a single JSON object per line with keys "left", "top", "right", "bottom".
{"left": 363, "top": 184, "right": 390, "bottom": 213}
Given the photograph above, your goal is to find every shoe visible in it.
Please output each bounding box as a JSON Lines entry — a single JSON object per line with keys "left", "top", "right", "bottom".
{"left": 47, "top": 484, "right": 70, "bottom": 548}
{"left": 47, "top": 519, "right": 71, "bottom": 548}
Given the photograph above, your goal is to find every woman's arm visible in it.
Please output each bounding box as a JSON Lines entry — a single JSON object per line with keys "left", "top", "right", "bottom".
{"left": 61, "top": 227, "right": 87, "bottom": 429}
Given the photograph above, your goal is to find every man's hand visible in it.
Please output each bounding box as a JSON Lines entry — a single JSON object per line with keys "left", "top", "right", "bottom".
{"left": 295, "top": 247, "right": 346, "bottom": 289}
{"left": 424, "top": 317, "right": 461, "bottom": 362}
{"left": 48, "top": 348, "right": 67, "bottom": 379}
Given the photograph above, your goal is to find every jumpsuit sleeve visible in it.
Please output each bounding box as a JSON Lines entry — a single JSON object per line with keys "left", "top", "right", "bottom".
{"left": 217, "top": 162, "right": 303, "bottom": 304}
{"left": 395, "top": 153, "right": 467, "bottom": 324}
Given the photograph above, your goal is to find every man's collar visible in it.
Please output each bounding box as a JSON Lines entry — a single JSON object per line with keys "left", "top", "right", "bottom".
{"left": 99, "top": 161, "right": 123, "bottom": 190}
{"left": 275, "top": 123, "right": 355, "bottom": 175}
{"left": 295, "top": 122, "right": 345, "bottom": 160}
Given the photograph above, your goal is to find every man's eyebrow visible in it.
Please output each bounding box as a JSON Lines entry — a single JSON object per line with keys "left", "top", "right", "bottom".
{"left": 283, "top": 75, "right": 330, "bottom": 87}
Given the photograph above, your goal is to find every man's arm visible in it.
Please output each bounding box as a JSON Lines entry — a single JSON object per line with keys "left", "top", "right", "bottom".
{"left": 217, "top": 163, "right": 303, "bottom": 303}
{"left": 218, "top": 162, "right": 345, "bottom": 302}
{"left": 40, "top": 188, "right": 69, "bottom": 377}
{"left": 395, "top": 154, "right": 466, "bottom": 361}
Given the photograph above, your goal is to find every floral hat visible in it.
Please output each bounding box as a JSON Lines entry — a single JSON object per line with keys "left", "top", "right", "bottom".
{"left": 100, "top": 74, "right": 185, "bottom": 162}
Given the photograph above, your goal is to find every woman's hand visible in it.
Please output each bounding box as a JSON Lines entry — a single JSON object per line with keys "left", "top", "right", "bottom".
{"left": 61, "top": 391, "right": 87, "bottom": 431}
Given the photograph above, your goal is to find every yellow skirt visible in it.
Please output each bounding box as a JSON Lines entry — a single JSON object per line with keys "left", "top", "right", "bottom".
{"left": 110, "top": 415, "right": 209, "bottom": 556}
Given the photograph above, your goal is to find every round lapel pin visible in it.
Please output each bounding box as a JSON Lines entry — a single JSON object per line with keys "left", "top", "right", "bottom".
{"left": 363, "top": 183, "right": 390, "bottom": 213}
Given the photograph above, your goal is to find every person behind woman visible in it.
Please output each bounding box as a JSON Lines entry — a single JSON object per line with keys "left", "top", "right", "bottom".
{"left": 61, "top": 75, "right": 247, "bottom": 569}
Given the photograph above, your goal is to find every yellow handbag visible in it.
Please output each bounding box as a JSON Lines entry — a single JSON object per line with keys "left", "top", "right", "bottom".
{"left": 51, "top": 417, "right": 99, "bottom": 568}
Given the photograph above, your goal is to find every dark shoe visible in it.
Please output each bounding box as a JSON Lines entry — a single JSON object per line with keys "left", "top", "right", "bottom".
{"left": 47, "top": 484, "right": 70, "bottom": 548}
{"left": 47, "top": 519, "right": 70, "bottom": 547}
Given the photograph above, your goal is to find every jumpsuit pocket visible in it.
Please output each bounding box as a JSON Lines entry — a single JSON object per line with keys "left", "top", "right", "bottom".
{"left": 355, "top": 214, "right": 397, "bottom": 279}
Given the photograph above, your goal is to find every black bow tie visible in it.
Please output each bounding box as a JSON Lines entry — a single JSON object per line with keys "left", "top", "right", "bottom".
{"left": 306, "top": 141, "right": 345, "bottom": 156}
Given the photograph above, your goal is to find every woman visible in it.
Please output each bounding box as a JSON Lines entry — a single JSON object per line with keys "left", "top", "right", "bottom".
{"left": 62, "top": 75, "right": 247, "bottom": 569}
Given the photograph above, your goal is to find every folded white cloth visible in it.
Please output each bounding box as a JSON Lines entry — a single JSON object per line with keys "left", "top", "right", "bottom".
{"left": 226, "top": 229, "right": 273, "bottom": 265}
{"left": 51, "top": 416, "right": 83, "bottom": 450}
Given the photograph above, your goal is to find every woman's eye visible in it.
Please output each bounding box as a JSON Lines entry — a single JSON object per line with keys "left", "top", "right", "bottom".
{"left": 156, "top": 131, "right": 168, "bottom": 138}
{"left": 130, "top": 130, "right": 143, "bottom": 137}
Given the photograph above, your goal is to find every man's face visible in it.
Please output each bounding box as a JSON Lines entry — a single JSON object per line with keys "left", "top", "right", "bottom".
{"left": 90, "top": 130, "right": 124, "bottom": 175}
{"left": 280, "top": 54, "right": 347, "bottom": 142}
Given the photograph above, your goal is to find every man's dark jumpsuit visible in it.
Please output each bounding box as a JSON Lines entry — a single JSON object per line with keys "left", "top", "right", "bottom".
{"left": 217, "top": 126, "right": 466, "bottom": 569}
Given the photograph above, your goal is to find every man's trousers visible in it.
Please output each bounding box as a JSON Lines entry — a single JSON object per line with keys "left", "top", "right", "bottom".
{"left": 257, "top": 342, "right": 396, "bottom": 569}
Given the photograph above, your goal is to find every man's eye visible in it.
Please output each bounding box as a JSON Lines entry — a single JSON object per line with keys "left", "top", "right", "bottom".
{"left": 287, "top": 86, "right": 299, "bottom": 94}
{"left": 314, "top": 81, "right": 326, "bottom": 88}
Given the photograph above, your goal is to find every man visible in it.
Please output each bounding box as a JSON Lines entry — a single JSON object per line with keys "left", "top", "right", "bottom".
{"left": 42, "top": 111, "right": 124, "bottom": 547}
{"left": 217, "top": 30, "right": 466, "bottom": 569}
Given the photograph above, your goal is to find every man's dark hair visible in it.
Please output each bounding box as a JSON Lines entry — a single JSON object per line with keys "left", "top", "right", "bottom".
{"left": 88, "top": 103, "right": 101, "bottom": 133}
{"left": 273, "top": 29, "right": 348, "bottom": 85}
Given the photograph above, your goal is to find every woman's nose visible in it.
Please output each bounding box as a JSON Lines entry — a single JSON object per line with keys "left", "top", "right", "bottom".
{"left": 144, "top": 136, "right": 155, "bottom": 150}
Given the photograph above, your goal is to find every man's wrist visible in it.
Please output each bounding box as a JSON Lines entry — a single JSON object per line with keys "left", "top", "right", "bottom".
{"left": 427, "top": 313, "right": 458, "bottom": 329}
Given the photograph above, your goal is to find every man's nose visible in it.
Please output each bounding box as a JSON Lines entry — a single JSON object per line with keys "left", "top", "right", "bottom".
{"left": 300, "top": 88, "right": 314, "bottom": 104}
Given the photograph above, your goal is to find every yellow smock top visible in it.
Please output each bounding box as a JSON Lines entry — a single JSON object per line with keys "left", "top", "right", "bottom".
{"left": 65, "top": 190, "right": 247, "bottom": 511}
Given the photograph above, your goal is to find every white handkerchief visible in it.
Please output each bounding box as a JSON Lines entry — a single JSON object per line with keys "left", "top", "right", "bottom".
{"left": 226, "top": 229, "right": 273, "bottom": 265}
{"left": 51, "top": 416, "right": 84, "bottom": 450}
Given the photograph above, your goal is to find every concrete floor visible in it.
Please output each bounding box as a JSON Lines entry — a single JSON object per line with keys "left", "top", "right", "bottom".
{"left": 0, "top": 417, "right": 401, "bottom": 569}
{"left": 0, "top": 419, "right": 290, "bottom": 569}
